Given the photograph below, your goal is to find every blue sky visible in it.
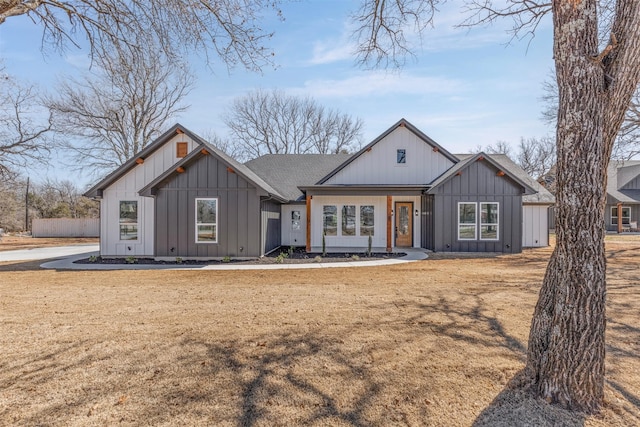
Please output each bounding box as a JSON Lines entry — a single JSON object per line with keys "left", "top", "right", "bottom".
{"left": 0, "top": 0, "right": 555, "bottom": 186}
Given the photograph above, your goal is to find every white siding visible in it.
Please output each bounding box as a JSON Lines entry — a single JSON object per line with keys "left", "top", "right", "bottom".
{"left": 325, "top": 127, "right": 455, "bottom": 185}
{"left": 100, "top": 134, "right": 199, "bottom": 256}
{"left": 310, "top": 195, "right": 422, "bottom": 250}
{"left": 281, "top": 204, "right": 306, "bottom": 246}
{"left": 523, "top": 205, "right": 549, "bottom": 247}
{"left": 32, "top": 218, "right": 100, "bottom": 237}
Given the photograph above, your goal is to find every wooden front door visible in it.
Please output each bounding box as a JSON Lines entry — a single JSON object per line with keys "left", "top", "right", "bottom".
{"left": 395, "top": 202, "right": 413, "bottom": 247}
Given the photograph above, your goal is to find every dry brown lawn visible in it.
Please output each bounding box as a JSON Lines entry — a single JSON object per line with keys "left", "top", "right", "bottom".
{"left": 0, "top": 235, "right": 98, "bottom": 252}
{"left": 0, "top": 236, "right": 638, "bottom": 426}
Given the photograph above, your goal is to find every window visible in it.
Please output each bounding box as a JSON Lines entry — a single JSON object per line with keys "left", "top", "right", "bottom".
{"left": 342, "top": 205, "right": 356, "bottom": 236}
{"left": 196, "top": 198, "right": 218, "bottom": 243}
{"left": 397, "top": 149, "right": 406, "bottom": 164}
{"left": 291, "top": 210, "right": 301, "bottom": 230}
{"left": 119, "top": 201, "right": 138, "bottom": 240}
{"left": 360, "top": 205, "right": 375, "bottom": 236}
{"left": 611, "top": 206, "right": 631, "bottom": 225}
{"left": 176, "top": 142, "right": 188, "bottom": 158}
{"left": 480, "top": 202, "right": 499, "bottom": 240}
{"left": 323, "top": 205, "right": 337, "bottom": 236}
{"left": 458, "top": 203, "right": 476, "bottom": 240}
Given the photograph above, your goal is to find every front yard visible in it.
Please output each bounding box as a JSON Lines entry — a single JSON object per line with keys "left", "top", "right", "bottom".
{"left": 0, "top": 236, "right": 638, "bottom": 426}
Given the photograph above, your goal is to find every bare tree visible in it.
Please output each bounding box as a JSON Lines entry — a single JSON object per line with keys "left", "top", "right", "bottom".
{"left": 541, "top": 74, "right": 640, "bottom": 160}
{"left": 0, "top": 1, "right": 283, "bottom": 72}
{"left": 224, "top": 89, "right": 363, "bottom": 161}
{"left": 0, "top": 67, "right": 53, "bottom": 178}
{"left": 29, "top": 178, "right": 99, "bottom": 219}
{"left": 352, "top": 0, "right": 640, "bottom": 413}
{"left": 46, "top": 38, "right": 194, "bottom": 175}
{"left": 516, "top": 136, "right": 556, "bottom": 178}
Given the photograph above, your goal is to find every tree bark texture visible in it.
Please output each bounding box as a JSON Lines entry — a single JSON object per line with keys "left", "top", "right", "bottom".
{"left": 524, "top": 0, "right": 640, "bottom": 413}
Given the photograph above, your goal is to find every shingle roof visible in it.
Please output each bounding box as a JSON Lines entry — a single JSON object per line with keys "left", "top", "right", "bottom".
{"left": 607, "top": 160, "right": 640, "bottom": 204}
{"left": 455, "top": 153, "right": 555, "bottom": 204}
{"left": 245, "top": 154, "right": 352, "bottom": 201}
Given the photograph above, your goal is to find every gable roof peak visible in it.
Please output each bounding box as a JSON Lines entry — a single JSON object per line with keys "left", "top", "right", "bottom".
{"left": 316, "top": 118, "right": 459, "bottom": 185}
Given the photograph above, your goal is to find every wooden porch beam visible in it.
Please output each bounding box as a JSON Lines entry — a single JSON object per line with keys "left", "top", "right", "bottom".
{"left": 617, "top": 202, "right": 623, "bottom": 233}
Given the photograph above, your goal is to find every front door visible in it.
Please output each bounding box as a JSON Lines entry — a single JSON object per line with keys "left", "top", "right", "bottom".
{"left": 395, "top": 202, "right": 413, "bottom": 247}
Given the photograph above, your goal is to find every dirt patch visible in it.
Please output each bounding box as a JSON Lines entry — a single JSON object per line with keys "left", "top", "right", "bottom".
{"left": 0, "top": 236, "right": 638, "bottom": 426}
{"left": 0, "top": 235, "right": 98, "bottom": 252}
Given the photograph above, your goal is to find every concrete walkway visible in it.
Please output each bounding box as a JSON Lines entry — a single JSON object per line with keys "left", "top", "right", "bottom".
{"left": 0, "top": 244, "right": 100, "bottom": 262}
{"left": 0, "top": 245, "right": 428, "bottom": 270}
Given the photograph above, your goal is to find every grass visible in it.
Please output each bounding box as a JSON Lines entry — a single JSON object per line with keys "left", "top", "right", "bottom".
{"left": 0, "top": 236, "right": 638, "bottom": 426}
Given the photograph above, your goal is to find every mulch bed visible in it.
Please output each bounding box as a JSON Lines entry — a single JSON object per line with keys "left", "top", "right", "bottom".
{"left": 74, "top": 246, "right": 404, "bottom": 265}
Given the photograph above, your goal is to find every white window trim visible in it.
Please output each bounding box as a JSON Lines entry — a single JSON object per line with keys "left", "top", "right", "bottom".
{"left": 195, "top": 197, "right": 218, "bottom": 244}
{"left": 119, "top": 200, "right": 138, "bottom": 241}
{"left": 480, "top": 202, "right": 500, "bottom": 241}
{"left": 611, "top": 206, "right": 631, "bottom": 225}
{"left": 457, "top": 202, "right": 477, "bottom": 241}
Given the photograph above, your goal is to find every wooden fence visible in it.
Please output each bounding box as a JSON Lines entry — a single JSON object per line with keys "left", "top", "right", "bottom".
{"left": 31, "top": 218, "right": 100, "bottom": 238}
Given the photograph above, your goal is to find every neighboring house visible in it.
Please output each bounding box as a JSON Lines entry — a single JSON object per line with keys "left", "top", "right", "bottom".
{"left": 85, "top": 119, "right": 554, "bottom": 259}
{"left": 605, "top": 160, "right": 640, "bottom": 232}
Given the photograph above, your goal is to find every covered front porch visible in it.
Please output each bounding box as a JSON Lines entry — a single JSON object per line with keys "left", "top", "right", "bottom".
{"left": 299, "top": 186, "right": 429, "bottom": 253}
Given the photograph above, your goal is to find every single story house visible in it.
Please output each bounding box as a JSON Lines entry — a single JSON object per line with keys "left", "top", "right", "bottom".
{"left": 605, "top": 160, "right": 640, "bottom": 232}
{"left": 85, "top": 119, "right": 554, "bottom": 259}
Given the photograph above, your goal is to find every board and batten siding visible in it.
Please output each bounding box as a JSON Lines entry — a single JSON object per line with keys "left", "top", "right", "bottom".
{"left": 100, "top": 134, "right": 199, "bottom": 256}
{"left": 325, "top": 127, "right": 455, "bottom": 185}
{"left": 281, "top": 204, "right": 306, "bottom": 246}
{"left": 261, "top": 200, "right": 281, "bottom": 255}
{"left": 154, "top": 153, "right": 263, "bottom": 258}
{"left": 523, "top": 205, "right": 549, "bottom": 247}
{"left": 430, "top": 160, "right": 524, "bottom": 253}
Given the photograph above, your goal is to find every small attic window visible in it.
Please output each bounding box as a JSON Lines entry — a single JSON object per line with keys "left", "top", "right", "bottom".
{"left": 176, "top": 142, "right": 188, "bottom": 158}
{"left": 397, "top": 149, "right": 406, "bottom": 164}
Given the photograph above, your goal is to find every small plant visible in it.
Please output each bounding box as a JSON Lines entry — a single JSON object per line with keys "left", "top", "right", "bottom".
{"left": 288, "top": 245, "right": 295, "bottom": 257}
{"left": 274, "top": 251, "right": 288, "bottom": 264}
{"left": 125, "top": 256, "right": 137, "bottom": 264}
{"left": 322, "top": 232, "right": 327, "bottom": 257}
{"left": 175, "top": 257, "right": 183, "bottom": 264}
{"left": 314, "top": 255, "right": 322, "bottom": 263}
{"left": 88, "top": 255, "right": 98, "bottom": 263}
{"left": 351, "top": 254, "right": 360, "bottom": 261}
{"left": 222, "top": 256, "right": 231, "bottom": 263}
{"left": 367, "top": 234, "right": 373, "bottom": 257}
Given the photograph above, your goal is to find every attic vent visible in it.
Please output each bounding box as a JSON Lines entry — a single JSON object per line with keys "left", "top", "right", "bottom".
{"left": 176, "top": 142, "right": 188, "bottom": 158}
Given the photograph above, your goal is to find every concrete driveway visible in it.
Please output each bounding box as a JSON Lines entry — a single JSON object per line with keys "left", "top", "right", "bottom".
{"left": 0, "top": 244, "right": 100, "bottom": 262}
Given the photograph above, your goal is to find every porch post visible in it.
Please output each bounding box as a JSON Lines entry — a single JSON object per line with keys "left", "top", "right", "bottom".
{"left": 386, "top": 195, "right": 392, "bottom": 252}
{"left": 306, "top": 195, "right": 312, "bottom": 252}
{"left": 617, "top": 202, "right": 623, "bottom": 233}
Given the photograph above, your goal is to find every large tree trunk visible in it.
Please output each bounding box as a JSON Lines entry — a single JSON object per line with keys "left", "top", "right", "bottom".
{"left": 524, "top": 0, "right": 640, "bottom": 413}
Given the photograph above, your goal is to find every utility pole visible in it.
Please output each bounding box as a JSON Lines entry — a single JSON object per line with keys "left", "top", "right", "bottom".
{"left": 25, "top": 177, "right": 29, "bottom": 233}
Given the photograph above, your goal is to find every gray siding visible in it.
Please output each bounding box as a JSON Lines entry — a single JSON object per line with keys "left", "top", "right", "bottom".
{"left": 154, "top": 154, "right": 263, "bottom": 258}
{"left": 621, "top": 175, "right": 640, "bottom": 190}
{"left": 431, "top": 160, "right": 523, "bottom": 253}
{"left": 421, "top": 195, "right": 435, "bottom": 250}
{"left": 261, "top": 199, "right": 281, "bottom": 255}
{"left": 604, "top": 203, "right": 640, "bottom": 232}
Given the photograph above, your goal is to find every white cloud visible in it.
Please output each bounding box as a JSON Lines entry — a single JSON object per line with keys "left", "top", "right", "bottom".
{"left": 308, "top": 39, "right": 353, "bottom": 65}
{"left": 289, "top": 71, "right": 465, "bottom": 99}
